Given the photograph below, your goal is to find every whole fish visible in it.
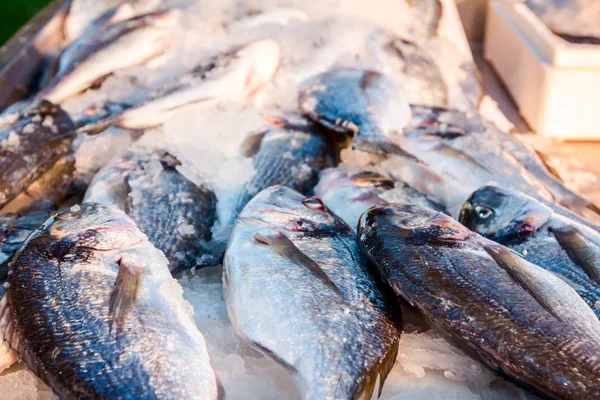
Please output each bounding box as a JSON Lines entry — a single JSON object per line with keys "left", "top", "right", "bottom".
{"left": 359, "top": 204, "right": 600, "bottom": 399}
{"left": 84, "top": 147, "right": 218, "bottom": 274}
{"left": 0, "top": 203, "right": 222, "bottom": 398}
{"left": 38, "top": 10, "right": 178, "bottom": 104}
{"left": 315, "top": 165, "right": 446, "bottom": 229}
{"left": 0, "top": 101, "right": 75, "bottom": 210}
{"left": 229, "top": 119, "right": 337, "bottom": 225}
{"left": 384, "top": 105, "right": 600, "bottom": 219}
{"left": 76, "top": 39, "right": 280, "bottom": 133}
{"left": 64, "top": 0, "right": 161, "bottom": 43}
{"left": 298, "top": 68, "right": 419, "bottom": 160}
{"left": 460, "top": 185, "right": 600, "bottom": 316}
{"left": 224, "top": 185, "right": 400, "bottom": 400}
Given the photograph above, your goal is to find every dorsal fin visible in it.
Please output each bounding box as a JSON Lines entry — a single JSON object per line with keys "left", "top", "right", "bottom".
{"left": 109, "top": 257, "right": 147, "bottom": 334}
{"left": 551, "top": 224, "right": 600, "bottom": 284}
{"left": 253, "top": 232, "right": 342, "bottom": 296}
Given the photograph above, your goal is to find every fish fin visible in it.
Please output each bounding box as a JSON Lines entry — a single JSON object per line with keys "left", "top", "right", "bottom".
{"left": 109, "top": 257, "right": 147, "bottom": 333}
{"left": 250, "top": 339, "right": 297, "bottom": 375}
{"left": 216, "top": 378, "right": 226, "bottom": 400}
{"left": 352, "top": 136, "right": 425, "bottom": 164}
{"left": 240, "top": 130, "right": 268, "bottom": 157}
{"left": 355, "top": 333, "right": 399, "bottom": 400}
{"left": 253, "top": 232, "right": 343, "bottom": 296}
{"left": 551, "top": 224, "right": 600, "bottom": 283}
{"left": 483, "top": 243, "right": 561, "bottom": 320}
{"left": 44, "top": 115, "right": 122, "bottom": 143}
{"left": 0, "top": 295, "right": 19, "bottom": 373}
{"left": 533, "top": 149, "right": 564, "bottom": 182}
{"left": 434, "top": 143, "right": 490, "bottom": 173}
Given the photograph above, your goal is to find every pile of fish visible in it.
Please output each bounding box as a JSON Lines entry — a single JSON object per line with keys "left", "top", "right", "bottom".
{"left": 0, "top": 0, "right": 599, "bottom": 399}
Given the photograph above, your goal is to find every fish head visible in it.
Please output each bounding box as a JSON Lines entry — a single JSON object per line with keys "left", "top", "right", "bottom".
{"left": 360, "top": 204, "right": 473, "bottom": 246}
{"left": 48, "top": 203, "right": 146, "bottom": 251}
{"left": 241, "top": 185, "right": 350, "bottom": 234}
{"left": 459, "top": 185, "right": 552, "bottom": 244}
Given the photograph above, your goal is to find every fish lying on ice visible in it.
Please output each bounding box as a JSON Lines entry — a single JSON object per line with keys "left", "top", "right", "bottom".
{"left": 84, "top": 147, "right": 219, "bottom": 274}
{"left": 0, "top": 101, "right": 75, "bottom": 210}
{"left": 359, "top": 204, "right": 600, "bottom": 399}
{"left": 0, "top": 203, "right": 222, "bottom": 398}
{"left": 224, "top": 185, "right": 400, "bottom": 400}
{"left": 298, "top": 68, "right": 419, "bottom": 160}
{"left": 64, "top": 0, "right": 161, "bottom": 43}
{"left": 78, "top": 39, "right": 281, "bottom": 132}
{"left": 382, "top": 105, "right": 600, "bottom": 219}
{"left": 460, "top": 185, "right": 600, "bottom": 317}
{"left": 315, "top": 165, "right": 446, "bottom": 230}
{"left": 38, "top": 9, "right": 178, "bottom": 105}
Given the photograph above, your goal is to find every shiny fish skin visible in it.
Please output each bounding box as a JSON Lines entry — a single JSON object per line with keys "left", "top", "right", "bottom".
{"left": 461, "top": 185, "right": 600, "bottom": 317}
{"left": 39, "top": 10, "right": 177, "bottom": 104}
{"left": 359, "top": 204, "right": 600, "bottom": 400}
{"left": 299, "top": 68, "right": 415, "bottom": 158}
{"left": 390, "top": 105, "right": 600, "bottom": 219}
{"left": 231, "top": 121, "right": 336, "bottom": 223}
{"left": 0, "top": 101, "right": 75, "bottom": 210}
{"left": 0, "top": 203, "right": 221, "bottom": 399}
{"left": 84, "top": 147, "right": 218, "bottom": 274}
{"left": 315, "top": 165, "right": 446, "bottom": 230}
{"left": 224, "top": 186, "right": 400, "bottom": 400}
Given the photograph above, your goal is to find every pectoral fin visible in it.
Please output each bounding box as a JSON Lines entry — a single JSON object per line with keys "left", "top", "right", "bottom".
{"left": 253, "top": 232, "right": 342, "bottom": 296}
{"left": 109, "top": 257, "right": 147, "bottom": 333}
{"left": 551, "top": 224, "right": 600, "bottom": 284}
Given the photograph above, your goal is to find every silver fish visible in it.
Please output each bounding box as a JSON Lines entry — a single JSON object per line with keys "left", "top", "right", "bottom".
{"left": 0, "top": 203, "right": 222, "bottom": 399}
{"left": 385, "top": 105, "right": 600, "bottom": 220}
{"left": 359, "top": 204, "right": 600, "bottom": 399}
{"left": 84, "top": 147, "right": 218, "bottom": 274}
{"left": 38, "top": 10, "right": 177, "bottom": 104}
{"left": 461, "top": 185, "right": 600, "bottom": 317}
{"left": 224, "top": 185, "right": 400, "bottom": 400}
{"left": 298, "top": 68, "right": 418, "bottom": 160}
{"left": 407, "top": 0, "right": 443, "bottom": 37}
{"left": 315, "top": 165, "right": 447, "bottom": 230}
{"left": 76, "top": 39, "right": 280, "bottom": 133}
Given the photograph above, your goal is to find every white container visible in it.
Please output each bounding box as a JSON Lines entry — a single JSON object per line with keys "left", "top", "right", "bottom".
{"left": 484, "top": 0, "right": 600, "bottom": 139}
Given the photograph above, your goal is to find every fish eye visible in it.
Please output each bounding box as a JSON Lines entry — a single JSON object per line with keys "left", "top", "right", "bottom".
{"left": 302, "top": 197, "right": 326, "bottom": 211}
{"left": 475, "top": 206, "right": 493, "bottom": 220}
{"left": 56, "top": 205, "right": 82, "bottom": 221}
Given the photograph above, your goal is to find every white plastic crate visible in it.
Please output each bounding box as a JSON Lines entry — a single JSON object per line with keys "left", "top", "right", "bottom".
{"left": 484, "top": 0, "right": 600, "bottom": 139}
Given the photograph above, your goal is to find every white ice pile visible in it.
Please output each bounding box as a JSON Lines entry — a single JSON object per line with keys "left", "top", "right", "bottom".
{"left": 0, "top": 0, "right": 528, "bottom": 398}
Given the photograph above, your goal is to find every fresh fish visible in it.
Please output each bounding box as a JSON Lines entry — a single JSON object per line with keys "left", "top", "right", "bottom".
{"left": 315, "top": 165, "right": 447, "bottom": 229}
{"left": 298, "top": 68, "right": 418, "bottom": 159}
{"left": 77, "top": 39, "right": 281, "bottom": 132}
{"left": 0, "top": 101, "right": 75, "bottom": 210}
{"left": 0, "top": 212, "right": 49, "bottom": 295}
{"left": 460, "top": 185, "right": 600, "bottom": 316}
{"left": 359, "top": 204, "right": 600, "bottom": 399}
{"left": 407, "top": 0, "right": 443, "bottom": 37}
{"left": 64, "top": 0, "right": 161, "bottom": 43}
{"left": 385, "top": 105, "right": 600, "bottom": 219}
{"left": 38, "top": 10, "right": 178, "bottom": 104}
{"left": 84, "top": 147, "right": 218, "bottom": 274}
{"left": 386, "top": 37, "right": 448, "bottom": 108}
{"left": 230, "top": 119, "right": 337, "bottom": 224}
{"left": 224, "top": 185, "right": 400, "bottom": 400}
{"left": 0, "top": 203, "right": 222, "bottom": 398}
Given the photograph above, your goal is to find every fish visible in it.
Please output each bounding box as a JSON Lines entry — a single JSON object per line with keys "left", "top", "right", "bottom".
{"left": 460, "top": 185, "right": 600, "bottom": 317}
{"left": 224, "top": 185, "right": 400, "bottom": 400}
{"left": 315, "top": 165, "right": 447, "bottom": 230}
{"left": 359, "top": 204, "right": 600, "bottom": 399}
{"left": 407, "top": 0, "right": 443, "bottom": 37}
{"left": 37, "top": 9, "right": 178, "bottom": 105}
{"left": 0, "top": 101, "right": 75, "bottom": 210}
{"left": 76, "top": 39, "right": 281, "bottom": 132}
{"left": 298, "top": 68, "right": 419, "bottom": 160}
{"left": 0, "top": 212, "right": 49, "bottom": 296}
{"left": 84, "top": 147, "right": 219, "bottom": 274}
{"left": 230, "top": 119, "right": 337, "bottom": 224}
{"left": 0, "top": 203, "right": 222, "bottom": 398}
{"left": 384, "top": 105, "right": 600, "bottom": 219}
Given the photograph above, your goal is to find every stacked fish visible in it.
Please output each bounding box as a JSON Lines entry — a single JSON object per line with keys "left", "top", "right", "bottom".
{"left": 0, "top": 0, "right": 599, "bottom": 399}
